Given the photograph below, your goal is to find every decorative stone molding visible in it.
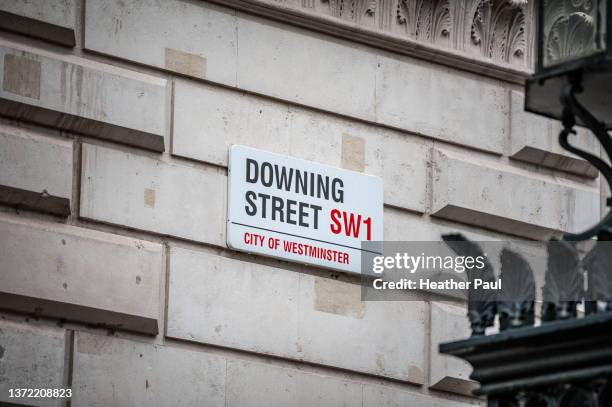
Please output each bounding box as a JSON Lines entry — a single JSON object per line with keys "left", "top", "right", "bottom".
{"left": 210, "top": 0, "right": 536, "bottom": 83}
{"left": 318, "top": 0, "right": 531, "bottom": 65}
{"left": 542, "top": 0, "right": 599, "bottom": 68}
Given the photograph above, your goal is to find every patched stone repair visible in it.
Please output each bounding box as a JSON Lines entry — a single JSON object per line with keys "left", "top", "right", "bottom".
{"left": 165, "top": 48, "right": 206, "bottom": 79}
{"left": 313, "top": 276, "right": 366, "bottom": 319}
{"left": 341, "top": 134, "right": 365, "bottom": 172}
{"left": 3, "top": 54, "right": 41, "bottom": 99}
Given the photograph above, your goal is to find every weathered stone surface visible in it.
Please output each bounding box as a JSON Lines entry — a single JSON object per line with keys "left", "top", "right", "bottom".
{"left": 431, "top": 149, "right": 600, "bottom": 239}
{"left": 84, "top": 0, "right": 237, "bottom": 85}
{"left": 0, "top": 122, "right": 72, "bottom": 215}
{"left": 236, "top": 13, "right": 377, "bottom": 120}
{"left": 72, "top": 332, "right": 226, "bottom": 407}
{"left": 0, "top": 0, "right": 76, "bottom": 46}
{"left": 85, "top": 0, "right": 513, "bottom": 154}
{"left": 167, "top": 247, "right": 426, "bottom": 383}
{"left": 363, "top": 383, "right": 481, "bottom": 407}
{"left": 510, "top": 91, "right": 599, "bottom": 177}
{"left": 0, "top": 213, "right": 162, "bottom": 334}
{"left": 430, "top": 302, "right": 477, "bottom": 396}
{"left": 376, "top": 55, "right": 508, "bottom": 154}
{"left": 0, "top": 320, "right": 67, "bottom": 407}
{"left": 0, "top": 42, "right": 167, "bottom": 152}
{"left": 80, "top": 144, "right": 226, "bottom": 246}
{"left": 172, "top": 80, "right": 429, "bottom": 213}
{"left": 167, "top": 246, "right": 299, "bottom": 358}
{"left": 226, "top": 359, "right": 363, "bottom": 407}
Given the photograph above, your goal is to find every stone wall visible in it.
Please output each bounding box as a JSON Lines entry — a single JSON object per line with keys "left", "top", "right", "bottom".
{"left": 0, "top": 0, "right": 603, "bottom": 406}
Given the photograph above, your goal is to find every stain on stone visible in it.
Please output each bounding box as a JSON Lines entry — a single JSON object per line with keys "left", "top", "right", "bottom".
{"left": 164, "top": 48, "right": 206, "bottom": 79}
{"left": 56, "top": 257, "right": 65, "bottom": 273}
{"left": 135, "top": 275, "right": 142, "bottom": 285}
{"left": 376, "top": 353, "right": 385, "bottom": 371}
{"left": 341, "top": 134, "right": 366, "bottom": 172}
{"left": 61, "top": 239, "right": 66, "bottom": 245}
{"left": 145, "top": 379, "right": 150, "bottom": 389}
{"left": 3, "top": 53, "right": 41, "bottom": 99}
{"left": 0, "top": 345, "right": 5, "bottom": 359}
{"left": 144, "top": 188, "right": 156, "bottom": 208}
{"left": 408, "top": 365, "right": 425, "bottom": 384}
{"left": 62, "top": 282, "right": 68, "bottom": 289}
{"left": 313, "top": 277, "right": 366, "bottom": 319}
{"left": 214, "top": 324, "right": 222, "bottom": 333}
{"left": 77, "top": 334, "right": 112, "bottom": 355}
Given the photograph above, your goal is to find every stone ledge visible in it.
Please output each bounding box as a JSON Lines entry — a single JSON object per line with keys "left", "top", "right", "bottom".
{"left": 0, "top": 0, "right": 76, "bottom": 47}
{"left": 0, "top": 292, "right": 158, "bottom": 335}
{"left": 0, "top": 43, "right": 167, "bottom": 152}
{"left": 0, "top": 184, "right": 70, "bottom": 216}
{"left": 0, "top": 123, "right": 73, "bottom": 216}
{"left": 0, "top": 214, "right": 163, "bottom": 335}
{"left": 431, "top": 149, "right": 601, "bottom": 239}
{"left": 509, "top": 91, "right": 599, "bottom": 178}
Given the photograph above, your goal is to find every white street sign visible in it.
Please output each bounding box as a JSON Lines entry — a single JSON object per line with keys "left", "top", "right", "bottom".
{"left": 227, "top": 145, "right": 383, "bottom": 274}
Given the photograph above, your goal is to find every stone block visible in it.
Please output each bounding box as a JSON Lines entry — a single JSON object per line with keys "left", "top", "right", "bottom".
{"left": 510, "top": 91, "right": 598, "bottom": 177}
{"left": 72, "top": 332, "right": 226, "bottom": 406}
{"left": 0, "top": 213, "right": 163, "bottom": 334}
{"left": 0, "top": 320, "right": 67, "bottom": 407}
{"left": 431, "top": 149, "right": 600, "bottom": 239}
{"left": 0, "top": 42, "right": 167, "bottom": 152}
{"left": 84, "top": 0, "right": 237, "bottom": 86}
{"left": 167, "top": 247, "right": 425, "bottom": 383}
{"left": 376, "top": 54, "right": 508, "bottom": 154}
{"left": 429, "top": 302, "right": 477, "bottom": 396}
{"left": 0, "top": 122, "right": 72, "bottom": 215}
{"left": 236, "top": 14, "right": 377, "bottom": 120}
{"left": 80, "top": 144, "right": 226, "bottom": 246}
{"left": 0, "top": 0, "right": 76, "bottom": 46}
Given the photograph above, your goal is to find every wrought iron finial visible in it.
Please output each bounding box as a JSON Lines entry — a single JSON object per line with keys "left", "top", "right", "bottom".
{"left": 442, "top": 233, "right": 497, "bottom": 336}
{"left": 542, "top": 240, "right": 582, "bottom": 322}
{"left": 498, "top": 248, "right": 536, "bottom": 331}
{"left": 584, "top": 241, "right": 612, "bottom": 313}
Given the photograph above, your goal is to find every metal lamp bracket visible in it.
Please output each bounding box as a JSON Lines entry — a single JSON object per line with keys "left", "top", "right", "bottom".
{"left": 559, "top": 75, "right": 612, "bottom": 241}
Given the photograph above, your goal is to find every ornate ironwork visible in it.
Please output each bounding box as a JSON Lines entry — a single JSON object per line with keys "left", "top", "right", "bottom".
{"left": 440, "top": 313, "right": 612, "bottom": 407}
{"left": 498, "top": 248, "right": 536, "bottom": 330}
{"left": 442, "top": 234, "right": 498, "bottom": 335}
{"left": 558, "top": 76, "right": 612, "bottom": 241}
{"left": 440, "top": 74, "right": 612, "bottom": 406}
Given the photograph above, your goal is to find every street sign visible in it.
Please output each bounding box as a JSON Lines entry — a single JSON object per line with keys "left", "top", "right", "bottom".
{"left": 227, "top": 145, "right": 383, "bottom": 274}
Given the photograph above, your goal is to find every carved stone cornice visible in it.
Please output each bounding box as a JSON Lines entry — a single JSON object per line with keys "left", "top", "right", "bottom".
{"left": 209, "top": 0, "right": 536, "bottom": 84}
